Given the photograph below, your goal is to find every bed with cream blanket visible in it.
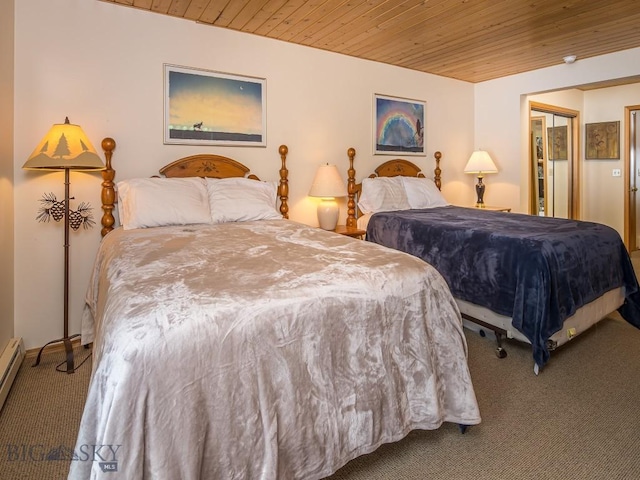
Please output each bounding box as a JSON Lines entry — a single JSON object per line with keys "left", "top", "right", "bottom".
{"left": 68, "top": 142, "right": 480, "bottom": 479}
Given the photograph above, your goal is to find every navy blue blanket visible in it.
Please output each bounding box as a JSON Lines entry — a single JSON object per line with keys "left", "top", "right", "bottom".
{"left": 366, "top": 206, "right": 640, "bottom": 367}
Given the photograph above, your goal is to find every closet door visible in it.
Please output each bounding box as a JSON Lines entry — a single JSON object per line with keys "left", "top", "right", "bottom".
{"left": 529, "top": 102, "right": 580, "bottom": 219}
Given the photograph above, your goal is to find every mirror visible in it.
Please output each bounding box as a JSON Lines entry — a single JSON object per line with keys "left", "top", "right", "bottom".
{"left": 529, "top": 103, "right": 578, "bottom": 219}
{"left": 530, "top": 115, "right": 547, "bottom": 215}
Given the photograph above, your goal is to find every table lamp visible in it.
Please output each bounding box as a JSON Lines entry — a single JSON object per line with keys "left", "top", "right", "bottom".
{"left": 464, "top": 150, "right": 498, "bottom": 207}
{"left": 309, "top": 164, "right": 347, "bottom": 230}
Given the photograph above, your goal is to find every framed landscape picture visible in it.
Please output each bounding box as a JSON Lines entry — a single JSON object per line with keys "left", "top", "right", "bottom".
{"left": 373, "top": 94, "right": 425, "bottom": 155}
{"left": 164, "top": 64, "right": 266, "bottom": 147}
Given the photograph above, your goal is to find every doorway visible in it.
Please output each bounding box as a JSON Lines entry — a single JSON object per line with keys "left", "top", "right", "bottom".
{"left": 625, "top": 105, "right": 640, "bottom": 251}
{"left": 529, "top": 101, "right": 580, "bottom": 219}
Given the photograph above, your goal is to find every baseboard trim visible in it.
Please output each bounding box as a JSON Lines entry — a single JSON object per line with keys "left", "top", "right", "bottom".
{"left": 1, "top": 338, "right": 26, "bottom": 412}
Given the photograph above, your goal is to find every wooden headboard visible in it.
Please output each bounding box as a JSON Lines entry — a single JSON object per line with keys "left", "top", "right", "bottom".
{"left": 98, "top": 140, "right": 290, "bottom": 237}
{"left": 345, "top": 148, "right": 442, "bottom": 227}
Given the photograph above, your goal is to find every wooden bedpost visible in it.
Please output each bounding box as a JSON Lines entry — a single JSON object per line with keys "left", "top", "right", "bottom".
{"left": 278, "top": 145, "right": 289, "bottom": 219}
{"left": 346, "top": 147, "right": 357, "bottom": 227}
{"left": 434, "top": 151, "right": 442, "bottom": 191}
{"left": 101, "top": 138, "right": 116, "bottom": 237}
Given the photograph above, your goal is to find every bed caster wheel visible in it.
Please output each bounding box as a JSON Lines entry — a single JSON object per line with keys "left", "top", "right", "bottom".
{"left": 495, "top": 347, "right": 507, "bottom": 359}
{"left": 458, "top": 424, "right": 469, "bottom": 434}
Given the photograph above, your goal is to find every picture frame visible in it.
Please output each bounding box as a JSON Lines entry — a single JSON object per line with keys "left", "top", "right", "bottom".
{"left": 373, "top": 94, "right": 425, "bottom": 155}
{"left": 164, "top": 64, "right": 266, "bottom": 147}
{"left": 585, "top": 121, "right": 620, "bottom": 159}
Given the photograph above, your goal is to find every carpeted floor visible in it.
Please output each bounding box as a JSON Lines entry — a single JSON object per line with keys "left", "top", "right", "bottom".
{"left": 329, "top": 315, "right": 640, "bottom": 480}
{"left": 1, "top": 315, "right": 639, "bottom": 480}
{"left": 0, "top": 344, "right": 92, "bottom": 479}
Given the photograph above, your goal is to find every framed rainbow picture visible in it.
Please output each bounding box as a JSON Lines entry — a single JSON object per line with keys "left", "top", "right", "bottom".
{"left": 373, "top": 94, "right": 425, "bottom": 155}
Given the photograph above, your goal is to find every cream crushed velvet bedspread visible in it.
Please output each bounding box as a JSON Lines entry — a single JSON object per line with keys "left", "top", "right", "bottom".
{"left": 69, "top": 220, "right": 480, "bottom": 480}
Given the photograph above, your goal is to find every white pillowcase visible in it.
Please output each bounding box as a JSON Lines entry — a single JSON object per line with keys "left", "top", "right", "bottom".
{"left": 206, "top": 177, "right": 282, "bottom": 224}
{"left": 401, "top": 177, "right": 449, "bottom": 209}
{"left": 358, "top": 176, "right": 411, "bottom": 214}
{"left": 117, "top": 177, "right": 212, "bottom": 230}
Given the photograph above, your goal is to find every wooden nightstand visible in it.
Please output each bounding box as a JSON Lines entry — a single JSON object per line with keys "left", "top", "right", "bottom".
{"left": 476, "top": 205, "right": 511, "bottom": 212}
{"left": 333, "top": 225, "right": 366, "bottom": 239}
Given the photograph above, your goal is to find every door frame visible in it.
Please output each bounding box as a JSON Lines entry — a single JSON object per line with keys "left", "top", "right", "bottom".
{"left": 529, "top": 101, "right": 581, "bottom": 219}
{"left": 624, "top": 105, "right": 640, "bottom": 251}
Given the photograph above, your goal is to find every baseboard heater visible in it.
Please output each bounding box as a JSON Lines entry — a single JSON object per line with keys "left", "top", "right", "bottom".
{"left": 0, "top": 338, "right": 25, "bottom": 412}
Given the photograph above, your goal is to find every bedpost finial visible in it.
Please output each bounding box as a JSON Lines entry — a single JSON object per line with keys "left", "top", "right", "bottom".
{"left": 347, "top": 147, "right": 356, "bottom": 158}
{"left": 102, "top": 137, "right": 116, "bottom": 153}
{"left": 279, "top": 145, "right": 288, "bottom": 156}
{"left": 433, "top": 151, "right": 442, "bottom": 191}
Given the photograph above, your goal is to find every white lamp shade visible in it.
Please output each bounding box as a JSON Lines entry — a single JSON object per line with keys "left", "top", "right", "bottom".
{"left": 463, "top": 150, "right": 498, "bottom": 174}
{"left": 309, "top": 164, "right": 347, "bottom": 198}
{"left": 23, "top": 117, "right": 104, "bottom": 171}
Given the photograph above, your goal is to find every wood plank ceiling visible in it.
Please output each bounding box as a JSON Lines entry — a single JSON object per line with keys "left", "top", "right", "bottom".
{"left": 101, "top": 0, "right": 640, "bottom": 83}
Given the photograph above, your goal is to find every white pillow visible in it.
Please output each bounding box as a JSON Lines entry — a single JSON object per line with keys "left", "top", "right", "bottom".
{"left": 402, "top": 177, "right": 448, "bottom": 209}
{"left": 205, "top": 177, "right": 282, "bottom": 224}
{"left": 117, "top": 177, "right": 212, "bottom": 230}
{"left": 358, "top": 176, "right": 410, "bottom": 214}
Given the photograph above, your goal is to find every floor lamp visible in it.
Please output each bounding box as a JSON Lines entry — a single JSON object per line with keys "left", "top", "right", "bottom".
{"left": 23, "top": 117, "right": 104, "bottom": 374}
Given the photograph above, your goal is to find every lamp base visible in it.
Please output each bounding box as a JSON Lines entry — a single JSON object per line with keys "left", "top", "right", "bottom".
{"left": 475, "top": 175, "right": 486, "bottom": 207}
{"left": 317, "top": 198, "right": 339, "bottom": 230}
{"left": 32, "top": 333, "right": 81, "bottom": 374}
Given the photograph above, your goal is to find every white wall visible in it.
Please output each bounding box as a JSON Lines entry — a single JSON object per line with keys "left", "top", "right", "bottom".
{"left": 582, "top": 84, "right": 640, "bottom": 230}
{"left": 0, "top": 0, "right": 15, "bottom": 348}
{"left": 13, "top": 0, "right": 474, "bottom": 349}
{"left": 527, "top": 86, "right": 640, "bottom": 234}
{"left": 475, "top": 48, "right": 640, "bottom": 226}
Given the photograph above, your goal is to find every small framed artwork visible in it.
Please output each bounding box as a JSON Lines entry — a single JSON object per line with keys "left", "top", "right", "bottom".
{"left": 164, "top": 64, "right": 266, "bottom": 147}
{"left": 547, "top": 125, "right": 567, "bottom": 160}
{"left": 373, "top": 94, "right": 425, "bottom": 155}
{"left": 585, "top": 121, "right": 620, "bottom": 159}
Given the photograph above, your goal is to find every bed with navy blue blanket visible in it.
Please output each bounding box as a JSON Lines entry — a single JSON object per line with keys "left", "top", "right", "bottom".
{"left": 366, "top": 206, "right": 640, "bottom": 368}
